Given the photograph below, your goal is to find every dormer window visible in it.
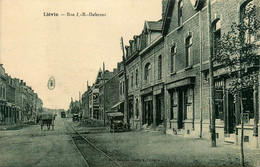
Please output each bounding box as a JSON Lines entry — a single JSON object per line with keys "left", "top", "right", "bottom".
{"left": 178, "top": 0, "right": 183, "bottom": 27}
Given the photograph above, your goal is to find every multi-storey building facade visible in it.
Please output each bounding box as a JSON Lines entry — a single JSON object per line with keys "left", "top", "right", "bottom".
{"left": 99, "top": 69, "right": 119, "bottom": 121}
{"left": 81, "top": 84, "right": 90, "bottom": 118}
{"left": 162, "top": 0, "right": 259, "bottom": 148}
{"left": 0, "top": 64, "right": 42, "bottom": 124}
{"left": 121, "top": 20, "right": 164, "bottom": 130}
{"left": 89, "top": 69, "right": 102, "bottom": 119}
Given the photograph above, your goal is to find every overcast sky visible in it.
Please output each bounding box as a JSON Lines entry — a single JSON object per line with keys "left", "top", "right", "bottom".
{"left": 0, "top": 0, "right": 162, "bottom": 110}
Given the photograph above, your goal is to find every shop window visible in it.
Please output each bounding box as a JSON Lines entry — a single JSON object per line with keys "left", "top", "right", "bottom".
{"left": 185, "top": 36, "right": 192, "bottom": 67}
{"left": 171, "top": 44, "right": 176, "bottom": 73}
{"left": 158, "top": 55, "right": 162, "bottom": 79}
{"left": 170, "top": 91, "right": 177, "bottom": 120}
{"left": 178, "top": 0, "right": 183, "bottom": 27}
{"left": 136, "top": 98, "right": 139, "bottom": 118}
{"left": 242, "top": 88, "right": 254, "bottom": 119}
{"left": 214, "top": 79, "right": 224, "bottom": 120}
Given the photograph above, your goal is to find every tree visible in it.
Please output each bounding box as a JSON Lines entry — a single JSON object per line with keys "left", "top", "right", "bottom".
{"left": 214, "top": 2, "right": 259, "bottom": 166}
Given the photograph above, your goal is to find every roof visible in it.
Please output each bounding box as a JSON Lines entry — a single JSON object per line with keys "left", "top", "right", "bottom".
{"left": 146, "top": 20, "right": 162, "bottom": 31}
{"left": 111, "top": 101, "right": 124, "bottom": 109}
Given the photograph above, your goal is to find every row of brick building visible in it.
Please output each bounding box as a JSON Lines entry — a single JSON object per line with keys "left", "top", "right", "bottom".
{"left": 79, "top": 0, "right": 259, "bottom": 148}
{"left": 0, "top": 64, "right": 43, "bottom": 124}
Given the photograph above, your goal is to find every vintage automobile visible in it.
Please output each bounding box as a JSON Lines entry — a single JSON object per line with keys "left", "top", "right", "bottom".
{"left": 72, "top": 114, "right": 79, "bottom": 122}
{"left": 107, "top": 112, "right": 126, "bottom": 133}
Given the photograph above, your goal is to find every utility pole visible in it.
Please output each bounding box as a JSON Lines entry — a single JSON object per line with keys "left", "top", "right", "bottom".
{"left": 120, "top": 37, "right": 130, "bottom": 130}
{"left": 207, "top": 0, "right": 216, "bottom": 147}
{"left": 103, "top": 62, "right": 106, "bottom": 126}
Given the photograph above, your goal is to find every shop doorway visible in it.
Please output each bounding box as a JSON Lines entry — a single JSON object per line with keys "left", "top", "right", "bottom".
{"left": 156, "top": 95, "right": 163, "bottom": 126}
{"left": 143, "top": 97, "right": 153, "bottom": 126}
{"left": 227, "top": 93, "right": 236, "bottom": 134}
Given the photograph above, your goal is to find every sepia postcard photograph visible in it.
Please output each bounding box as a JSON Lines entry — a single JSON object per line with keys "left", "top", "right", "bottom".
{"left": 0, "top": 0, "right": 259, "bottom": 166}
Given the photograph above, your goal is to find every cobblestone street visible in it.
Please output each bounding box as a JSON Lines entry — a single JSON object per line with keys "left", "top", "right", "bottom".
{"left": 72, "top": 120, "right": 260, "bottom": 167}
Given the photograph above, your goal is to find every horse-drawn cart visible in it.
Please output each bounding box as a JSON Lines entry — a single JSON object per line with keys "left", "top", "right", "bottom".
{"left": 40, "top": 114, "right": 55, "bottom": 130}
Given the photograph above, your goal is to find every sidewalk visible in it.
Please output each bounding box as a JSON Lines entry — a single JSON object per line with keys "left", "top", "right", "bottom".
{"left": 0, "top": 122, "right": 32, "bottom": 131}
{"left": 72, "top": 119, "right": 260, "bottom": 167}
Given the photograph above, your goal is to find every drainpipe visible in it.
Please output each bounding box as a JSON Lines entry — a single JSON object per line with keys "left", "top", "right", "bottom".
{"left": 199, "top": 10, "right": 203, "bottom": 138}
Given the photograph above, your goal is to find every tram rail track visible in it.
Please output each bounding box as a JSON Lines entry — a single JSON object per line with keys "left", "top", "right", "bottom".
{"left": 63, "top": 119, "right": 122, "bottom": 167}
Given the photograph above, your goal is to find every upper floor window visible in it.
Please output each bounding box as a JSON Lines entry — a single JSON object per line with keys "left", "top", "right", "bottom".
{"left": 185, "top": 36, "right": 192, "bottom": 67}
{"left": 178, "top": 0, "right": 183, "bottom": 27}
{"left": 171, "top": 44, "right": 176, "bottom": 73}
{"left": 213, "top": 19, "right": 221, "bottom": 54}
{"left": 240, "top": 1, "right": 255, "bottom": 43}
{"left": 135, "top": 69, "right": 138, "bottom": 86}
{"left": 144, "top": 63, "right": 151, "bottom": 82}
{"left": 131, "top": 73, "right": 134, "bottom": 88}
{"left": 122, "top": 81, "right": 125, "bottom": 94}
{"left": 158, "top": 55, "right": 162, "bottom": 79}
{"left": 120, "top": 82, "right": 123, "bottom": 95}
{"left": 1, "top": 84, "right": 6, "bottom": 99}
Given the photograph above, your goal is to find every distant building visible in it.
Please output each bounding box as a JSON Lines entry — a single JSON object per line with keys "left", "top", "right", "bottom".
{"left": 0, "top": 64, "right": 43, "bottom": 124}
{"left": 81, "top": 83, "right": 91, "bottom": 118}
{"left": 99, "top": 68, "right": 119, "bottom": 121}
{"left": 89, "top": 69, "right": 102, "bottom": 119}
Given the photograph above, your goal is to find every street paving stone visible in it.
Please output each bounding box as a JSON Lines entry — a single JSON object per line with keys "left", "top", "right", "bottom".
{"left": 0, "top": 118, "right": 88, "bottom": 167}
{"left": 72, "top": 121, "right": 260, "bottom": 167}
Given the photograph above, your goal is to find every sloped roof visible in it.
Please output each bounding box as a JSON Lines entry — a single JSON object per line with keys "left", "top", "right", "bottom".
{"left": 146, "top": 20, "right": 162, "bottom": 31}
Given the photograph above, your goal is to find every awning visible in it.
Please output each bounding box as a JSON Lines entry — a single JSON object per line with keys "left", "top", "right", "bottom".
{"left": 107, "top": 112, "right": 124, "bottom": 117}
{"left": 166, "top": 76, "right": 195, "bottom": 90}
{"left": 111, "top": 101, "right": 124, "bottom": 109}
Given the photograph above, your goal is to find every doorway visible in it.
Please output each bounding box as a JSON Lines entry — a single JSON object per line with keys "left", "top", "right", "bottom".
{"left": 143, "top": 97, "right": 153, "bottom": 126}
{"left": 156, "top": 95, "right": 163, "bottom": 126}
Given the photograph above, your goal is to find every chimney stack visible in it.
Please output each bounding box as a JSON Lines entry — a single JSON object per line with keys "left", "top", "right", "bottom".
{"left": 162, "top": 0, "right": 168, "bottom": 19}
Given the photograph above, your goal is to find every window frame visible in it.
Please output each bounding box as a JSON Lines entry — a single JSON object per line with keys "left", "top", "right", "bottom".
{"left": 185, "top": 36, "right": 192, "bottom": 67}
{"left": 171, "top": 44, "right": 176, "bottom": 73}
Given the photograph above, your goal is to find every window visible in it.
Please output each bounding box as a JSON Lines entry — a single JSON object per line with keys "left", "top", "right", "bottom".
{"left": 185, "top": 36, "right": 192, "bottom": 67}
{"left": 171, "top": 44, "right": 176, "bottom": 73}
{"left": 213, "top": 19, "right": 221, "bottom": 55}
{"left": 158, "top": 55, "right": 162, "bottom": 79}
{"left": 240, "top": 1, "right": 255, "bottom": 43}
{"left": 135, "top": 69, "right": 138, "bottom": 86}
{"left": 144, "top": 63, "right": 151, "bottom": 82}
{"left": 122, "top": 81, "right": 125, "bottom": 94}
{"left": 1, "top": 84, "right": 6, "bottom": 99}
{"left": 131, "top": 73, "right": 133, "bottom": 88}
{"left": 170, "top": 92, "right": 174, "bottom": 119}
{"left": 214, "top": 79, "right": 224, "bottom": 120}
{"left": 136, "top": 98, "right": 139, "bottom": 118}
{"left": 120, "top": 82, "right": 122, "bottom": 95}
{"left": 178, "top": 0, "right": 183, "bottom": 27}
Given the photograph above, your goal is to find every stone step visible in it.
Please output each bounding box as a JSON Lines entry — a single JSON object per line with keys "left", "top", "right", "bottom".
{"left": 224, "top": 137, "right": 235, "bottom": 144}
